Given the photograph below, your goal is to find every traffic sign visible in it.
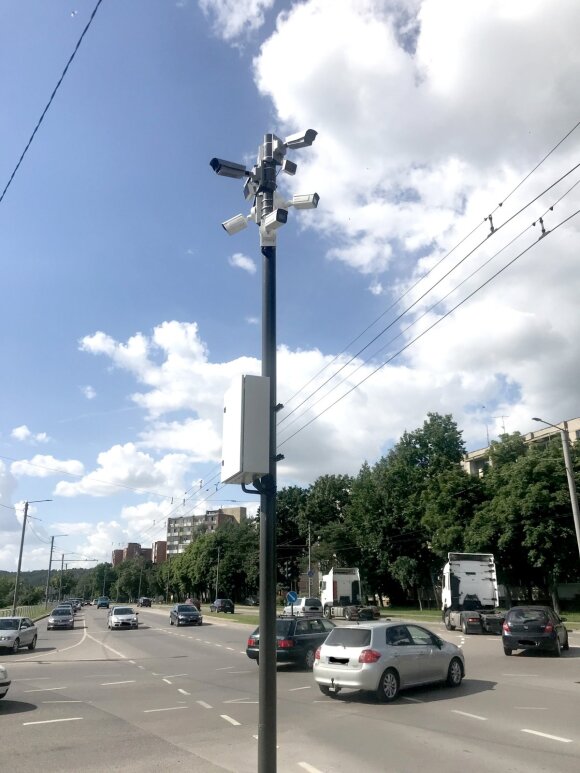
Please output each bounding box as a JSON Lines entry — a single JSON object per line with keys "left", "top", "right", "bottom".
{"left": 286, "top": 590, "right": 298, "bottom": 604}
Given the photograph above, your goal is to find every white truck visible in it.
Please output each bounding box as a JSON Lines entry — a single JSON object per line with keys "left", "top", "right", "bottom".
{"left": 320, "top": 567, "right": 379, "bottom": 621}
{"left": 441, "top": 552, "right": 504, "bottom": 634}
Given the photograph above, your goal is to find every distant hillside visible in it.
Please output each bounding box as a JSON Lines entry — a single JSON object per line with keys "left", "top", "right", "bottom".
{"left": 0, "top": 567, "right": 90, "bottom": 586}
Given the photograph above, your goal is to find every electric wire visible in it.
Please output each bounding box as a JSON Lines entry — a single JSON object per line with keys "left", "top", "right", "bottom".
{"left": 279, "top": 119, "right": 580, "bottom": 414}
{"left": 278, "top": 206, "right": 580, "bottom": 448}
{"left": 0, "top": 0, "right": 105, "bottom": 206}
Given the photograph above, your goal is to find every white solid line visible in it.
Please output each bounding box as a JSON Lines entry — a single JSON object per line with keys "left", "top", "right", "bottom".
{"left": 23, "top": 717, "right": 83, "bottom": 726}
{"left": 143, "top": 706, "right": 188, "bottom": 713}
{"left": 24, "top": 687, "right": 67, "bottom": 693}
{"left": 521, "top": 729, "right": 573, "bottom": 743}
{"left": 298, "top": 764, "right": 325, "bottom": 773}
{"left": 451, "top": 710, "right": 487, "bottom": 721}
{"left": 197, "top": 700, "right": 213, "bottom": 709}
{"left": 42, "top": 700, "right": 83, "bottom": 704}
{"left": 163, "top": 673, "right": 188, "bottom": 678}
{"left": 221, "top": 714, "right": 241, "bottom": 726}
{"left": 85, "top": 632, "right": 126, "bottom": 660}
{"left": 101, "top": 680, "right": 136, "bottom": 686}
{"left": 178, "top": 689, "right": 190, "bottom": 696}
{"left": 163, "top": 679, "right": 172, "bottom": 684}
{"left": 224, "top": 698, "right": 257, "bottom": 704}
{"left": 16, "top": 677, "right": 50, "bottom": 681}
{"left": 289, "top": 686, "right": 312, "bottom": 692}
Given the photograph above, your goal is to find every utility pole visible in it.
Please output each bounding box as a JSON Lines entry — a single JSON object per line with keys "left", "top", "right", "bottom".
{"left": 12, "top": 498, "right": 52, "bottom": 614}
{"left": 532, "top": 418, "right": 580, "bottom": 560}
{"left": 211, "top": 129, "right": 318, "bottom": 773}
{"left": 59, "top": 553, "right": 64, "bottom": 601}
{"left": 45, "top": 536, "right": 55, "bottom": 609}
{"left": 308, "top": 524, "right": 312, "bottom": 597}
{"left": 215, "top": 546, "right": 220, "bottom": 599}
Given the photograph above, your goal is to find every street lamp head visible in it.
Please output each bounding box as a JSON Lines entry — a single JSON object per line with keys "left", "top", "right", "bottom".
{"left": 284, "top": 129, "right": 318, "bottom": 149}
{"left": 210, "top": 158, "right": 249, "bottom": 179}
{"left": 532, "top": 417, "right": 542, "bottom": 422}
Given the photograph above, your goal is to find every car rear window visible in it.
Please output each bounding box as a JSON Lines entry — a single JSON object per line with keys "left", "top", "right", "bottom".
{"left": 325, "top": 628, "right": 372, "bottom": 647}
{"left": 507, "top": 608, "right": 549, "bottom": 623}
{"left": 305, "top": 598, "right": 321, "bottom": 606}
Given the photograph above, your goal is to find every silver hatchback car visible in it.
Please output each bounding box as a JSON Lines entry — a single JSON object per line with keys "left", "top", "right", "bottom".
{"left": 314, "top": 621, "right": 465, "bottom": 702}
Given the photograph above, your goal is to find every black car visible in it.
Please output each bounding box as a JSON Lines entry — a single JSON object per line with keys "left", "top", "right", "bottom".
{"left": 170, "top": 604, "right": 203, "bottom": 626}
{"left": 137, "top": 597, "right": 152, "bottom": 607}
{"left": 246, "top": 616, "right": 336, "bottom": 669}
{"left": 210, "top": 598, "right": 235, "bottom": 614}
{"left": 502, "top": 605, "right": 569, "bottom": 656}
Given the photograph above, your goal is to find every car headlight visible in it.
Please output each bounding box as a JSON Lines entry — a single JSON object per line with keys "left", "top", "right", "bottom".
{"left": 0, "top": 636, "right": 13, "bottom": 642}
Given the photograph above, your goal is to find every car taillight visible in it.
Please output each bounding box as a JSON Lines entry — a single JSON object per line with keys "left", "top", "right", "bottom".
{"left": 544, "top": 623, "right": 554, "bottom": 633}
{"left": 502, "top": 621, "right": 510, "bottom": 632}
{"left": 359, "top": 649, "right": 381, "bottom": 663}
{"left": 248, "top": 637, "right": 257, "bottom": 647}
{"left": 315, "top": 647, "right": 321, "bottom": 660}
{"left": 278, "top": 639, "right": 295, "bottom": 648}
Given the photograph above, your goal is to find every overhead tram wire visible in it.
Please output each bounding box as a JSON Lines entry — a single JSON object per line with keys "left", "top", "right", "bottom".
{"left": 278, "top": 205, "right": 580, "bottom": 448}
{"left": 277, "top": 175, "right": 580, "bottom": 441}
{"left": 279, "top": 119, "right": 580, "bottom": 414}
{"left": 0, "top": 0, "right": 105, "bottom": 206}
{"left": 278, "top": 161, "right": 580, "bottom": 429}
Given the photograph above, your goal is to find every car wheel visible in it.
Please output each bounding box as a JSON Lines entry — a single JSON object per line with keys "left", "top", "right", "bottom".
{"left": 323, "top": 606, "right": 332, "bottom": 619}
{"left": 344, "top": 607, "right": 353, "bottom": 621}
{"left": 170, "top": 618, "right": 174, "bottom": 625}
{"left": 376, "top": 668, "right": 400, "bottom": 703}
{"left": 554, "top": 637, "right": 562, "bottom": 657}
{"left": 318, "top": 684, "right": 340, "bottom": 698}
{"left": 461, "top": 619, "right": 468, "bottom": 634}
{"left": 11, "top": 638, "right": 20, "bottom": 654}
{"left": 303, "top": 649, "right": 316, "bottom": 670}
{"left": 503, "top": 646, "right": 512, "bottom": 656}
{"left": 563, "top": 634, "right": 570, "bottom": 651}
{"left": 443, "top": 609, "right": 455, "bottom": 631}
{"left": 28, "top": 635, "right": 37, "bottom": 651}
{"left": 446, "top": 657, "right": 463, "bottom": 687}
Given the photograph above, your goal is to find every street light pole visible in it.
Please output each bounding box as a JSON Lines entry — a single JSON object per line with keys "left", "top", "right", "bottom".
{"left": 12, "top": 498, "right": 52, "bottom": 614}
{"left": 532, "top": 417, "right": 580, "bottom": 560}
{"left": 45, "top": 533, "right": 68, "bottom": 609}
{"left": 211, "top": 129, "right": 318, "bottom": 773}
{"left": 215, "top": 546, "right": 220, "bottom": 599}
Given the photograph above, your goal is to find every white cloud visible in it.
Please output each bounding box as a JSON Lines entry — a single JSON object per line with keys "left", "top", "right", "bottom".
{"left": 229, "top": 252, "right": 257, "bottom": 274}
{"left": 10, "top": 455, "right": 85, "bottom": 479}
{"left": 199, "top": 0, "right": 275, "bottom": 41}
{"left": 81, "top": 385, "right": 97, "bottom": 400}
{"left": 246, "top": 316, "right": 260, "bottom": 325}
{"left": 369, "top": 280, "right": 384, "bottom": 296}
{"left": 11, "top": 425, "right": 50, "bottom": 443}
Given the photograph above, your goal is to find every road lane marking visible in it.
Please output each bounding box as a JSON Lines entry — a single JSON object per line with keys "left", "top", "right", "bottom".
{"left": 197, "top": 700, "right": 212, "bottom": 709}
{"left": 17, "top": 677, "right": 50, "bottom": 681}
{"left": 23, "top": 718, "right": 83, "bottom": 726}
{"left": 514, "top": 707, "right": 547, "bottom": 710}
{"left": 178, "top": 689, "right": 190, "bottom": 696}
{"left": 451, "top": 710, "right": 487, "bottom": 721}
{"left": 42, "top": 700, "right": 83, "bottom": 703}
{"left": 224, "top": 698, "right": 258, "bottom": 704}
{"left": 143, "top": 706, "right": 188, "bottom": 713}
{"left": 226, "top": 647, "right": 235, "bottom": 651}
{"left": 163, "top": 673, "right": 188, "bottom": 678}
{"left": 85, "top": 632, "right": 126, "bottom": 659}
{"left": 101, "top": 680, "right": 136, "bottom": 686}
{"left": 138, "top": 665, "right": 145, "bottom": 669}
{"left": 289, "top": 686, "right": 312, "bottom": 692}
{"left": 521, "top": 729, "right": 572, "bottom": 743}
{"left": 503, "top": 674, "right": 537, "bottom": 677}
{"left": 401, "top": 697, "right": 423, "bottom": 703}
{"left": 228, "top": 670, "right": 251, "bottom": 674}
{"left": 163, "top": 679, "right": 172, "bottom": 684}
{"left": 24, "top": 687, "right": 68, "bottom": 693}
{"left": 221, "top": 714, "right": 241, "bottom": 726}
{"left": 298, "top": 764, "right": 325, "bottom": 773}
{"left": 216, "top": 666, "right": 234, "bottom": 671}
{"left": 129, "top": 660, "right": 136, "bottom": 664}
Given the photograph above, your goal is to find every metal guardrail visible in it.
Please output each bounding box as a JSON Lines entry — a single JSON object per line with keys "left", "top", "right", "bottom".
{"left": 0, "top": 605, "right": 47, "bottom": 620}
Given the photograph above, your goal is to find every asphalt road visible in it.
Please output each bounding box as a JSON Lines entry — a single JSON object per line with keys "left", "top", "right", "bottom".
{"left": 2, "top": 606, "right": 580, "bottom": 772}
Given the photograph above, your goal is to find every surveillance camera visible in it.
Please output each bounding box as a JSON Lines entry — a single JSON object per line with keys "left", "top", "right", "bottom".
{"left": 282, "top": 159, "right": 297, "bottom": 176}
{"left": 291, "top": 193, "right": 320, "bottom": 210}
{"left": 210, "top": 158, "right": 249, "bottom": 179}
{"left": 243, "top": 177, "right": 259, "bottom": 200}
{"left": 221, "top": 213, "right": 249, "bottom": 235}
{"left": 284, "top": 129, "right": 318, "bottom": 149}
{"left": 263, "top": 208, "right": 288, "bottom": 232}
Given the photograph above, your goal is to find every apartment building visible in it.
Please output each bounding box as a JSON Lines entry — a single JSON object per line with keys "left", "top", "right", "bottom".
{"left": 167, "top": 507, "right": 247, "bottom": 556}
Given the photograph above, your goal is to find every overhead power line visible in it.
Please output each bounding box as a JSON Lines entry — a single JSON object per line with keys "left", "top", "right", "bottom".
{"left": 0, "top": 0, "right": 105, "bottom": 206}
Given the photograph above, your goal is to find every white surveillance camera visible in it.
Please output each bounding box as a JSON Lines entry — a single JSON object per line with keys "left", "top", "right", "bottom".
{"left": 284, "top": 129, "right": 318, "bottom": 149}
{"left": 222, "top": 213, "right": 249, "bottom": 235}
{"left": 263, "top": 208, "right": 288, "bottom": 232}
{"left": 291, "top": 193, "right": 320, "bottom": 210}
{"left": 243, "top": 177, "right": 259, "bottom": 200}
{"left": 282, "top": 159, "right": 297, "bottom": 176}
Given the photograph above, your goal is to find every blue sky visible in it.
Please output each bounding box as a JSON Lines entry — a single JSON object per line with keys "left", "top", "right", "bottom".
{"left": 2, "top": 0, "right": 580, "bottom": 570}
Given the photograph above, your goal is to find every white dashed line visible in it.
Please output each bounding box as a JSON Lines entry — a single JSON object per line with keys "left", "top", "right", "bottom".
{"left": 216, "top": 666, "right": 233, "bottom": 671}
{"left": 42, "top": 700, "right": 83, "bottom": 704}
{"left": 514, "top": 707, "right": 547, "bottom": 711}
{"left": 451, "top": 710, "right": 487, "bottom": 721}
{"left": 24, "top": 717, "right": 83, "bottom": 726}
{"left": 164, "top": 673, "right": 188, "bottom": 678}
{"left": 143, "top": 706, "right": 188, "bottom": 713}
{"left": 129, "top": 660, "right": 136, "bottom": 664}
{"left": 224, "top": 698, "right": 258, "bottom": 704}
{"left": 197, "top": 700, "right": 213, "bottom": 709}
{"left": 178, "top": 689, "right": 191, "bottom": 696}
{"left": 226, "top": 647, "right": 235, "bottom": 651}
{"left": 401, "top": 696, "right": 423, "bottom": 703}
{"left": 221, "top": 714, "right": 241, "bottom": 726}
{"left": 521, "top": 729, "right": 572, "bottom": 743}
{"left": 163, "top": 679, "right": 172, "bottom": 684}
{"left": 24, "top": 687, "right": 67, "bottom": 693}
{"left": 503, "top": 673, "right": 537, "bottom": 677}
{"left": 298, "top": 764, "right": 325, "bottom": 773}
{"left": 289, "top": 686, "right": 312, "bottom": 692}
{"left": 101, "top": 680, "right": 135, "bottom": 686}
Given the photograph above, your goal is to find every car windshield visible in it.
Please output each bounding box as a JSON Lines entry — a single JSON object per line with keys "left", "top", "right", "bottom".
{"left": 325, "top": 628, "right": 372, "bottom": 647}
{"left": 52, "top": 609, "right": 71, "bottom": 616}
{"left": 0, "top": 619, "right": 19, "bottom": 630}
{"left": 114, "top": 608, "right": 134, "bottom": 615}
{"left": 178, "top": 605, "right": 197, "bottom": 612}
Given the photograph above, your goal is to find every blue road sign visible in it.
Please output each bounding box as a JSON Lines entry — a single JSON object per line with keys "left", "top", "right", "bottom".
{"left": 286, "top": 590, "right": 298, "bottom": 604}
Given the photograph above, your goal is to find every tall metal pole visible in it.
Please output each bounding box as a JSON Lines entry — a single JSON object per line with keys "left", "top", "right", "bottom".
{"left": 532, "top": 418, "right": 580, "bottom": 560}
{"left": 12, "top": 501, "right": 29, "bottom": 614}
{"left": 59, "top": 553, "right": 64, "bottom": 601}
{"left": 215, "top": 547, "right": 220, "bottom": 599}
{"left": 45, "top": 536, "right": 55, "bottom": 609}
{"left": 258, "top": 132, "right": 278, "bottom": 773}
{"left": 308, "top": 524, "right": 312, "bottom": 597}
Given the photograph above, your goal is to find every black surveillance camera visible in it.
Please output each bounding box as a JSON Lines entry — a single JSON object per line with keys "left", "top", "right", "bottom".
{"left": 210, "top": 158, "right": 249, "bottom": 179}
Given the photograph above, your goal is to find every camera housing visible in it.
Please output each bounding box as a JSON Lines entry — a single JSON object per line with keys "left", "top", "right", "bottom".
{"left": 210, "top": 158, "right": 249, "bottom": 179}
{"left": 291, "top": 193, "right": 320, "bottom": 210}
{"left": 262, "top": 208, "right": 288, "bottom": 232}
{"left": 222, "top": 213, "right": 250, "bottom": 235}
{"left": 284, "top": 129, "right": 318, "bottom": 149}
